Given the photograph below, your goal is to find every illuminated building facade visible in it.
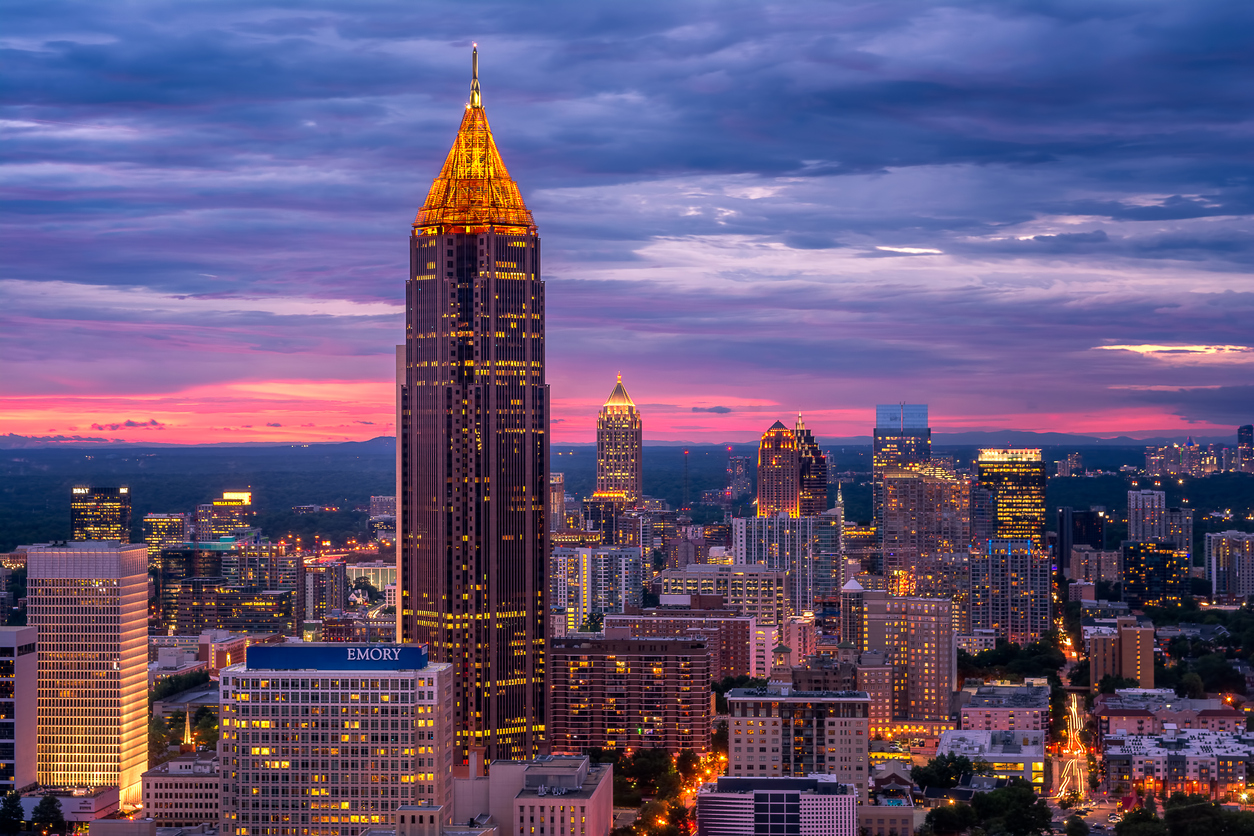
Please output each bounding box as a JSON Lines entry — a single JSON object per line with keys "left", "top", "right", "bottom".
{"left": 733, "top": 516, "right": 817, "bottom": 615}
{"left": 70, "top": 485, "right": 131, "bottom": 542}
{"left": 595, "top": 375, "right": 643, "bottom": 503}
{"left": 144, "top": 513, "right": 189, "bottom": 566}
{"left": 173, "top": 579, "right": 298, "bottom": 636}
{"left": 397, "top": 49, "right": 547, "bottom": 762}
{"left": 794, "top": 415, "right": 828, "bottom": 516}
{"left": 549, "top": 546, "right": 642, "bottom": 633}
{"left": 1208, "top": 530, "right": 1254, "bottom": 602}
{"left": 975, "top": 449, "right": 1046, "bottom": 547}
{"left": 879, "top": 466, "right": 970, "bottom": 577}
{"left": 872, "top": 405, "right": 930, "bottom": 536}
{"left": 859, "top": 591, "right": 954, "bottom": 723}
{"left": 27, "top": 541, "right": 148, "bottom": 803}
{"left": 1164, "top": 507, "right": 1193, "bottom": 555}
{"left": 1057, "top": 506, "right": 1107, "bottom": 572}
{"left": 727, "top": 455, "right": 752, "bottom": 501}
{"left": 0, "top": 627, "right": 36, "bottom": 794}
{"left": 305, "top": 561, "right": 348, "bottom": 620}
{"left": 757, "top": 421, "right": 800, "bottom": 517}
{"left": 549, "top": 634, "right": 712, "bottom": 755}
{"left": 1239, "top": 425, "right": 1253, "bottom": 473}
{"left": 659, "top": 564, "right": 788, "bottom": 626}
{"left": 196, "top": 492, "right": 255, "bottom": 541}
{"left": 548, "top": 473, "right": 565, "bottom": 532}
{"left": 1123, "top": 541, "right": 1188, "bottom": 608}
{"left": 218, "top": 643, "right": 455, "bottom": 835}
{"left": 1128, "top": 490, "right": 1166, "bottom": 542}
{"left": 968, "top": 540, "right": 1051, "bottom": 646}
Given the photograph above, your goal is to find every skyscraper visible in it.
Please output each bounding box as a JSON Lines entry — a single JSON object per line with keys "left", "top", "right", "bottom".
{"left": 872, "top": 404, "right": 930, "bottom": 537}
{"left": 595, "top": 375, "right": 643, "bottom": 503}
{"left": 1057, "top": 506, "right": 1107, "bottom": 572}
{"left": 1127, "top": 490, "right": 1167, "bottom": 542}
{"left": 757, "top": 421, "right": 800, "bottom": 517}
{"left": 397, "top": 49, "right": 547, "bottom": 762}
{"left": 1239, "top": 425, "right": 1253, "bottom": 473}
{"left": 70, "top": 485, "right": 131, "bottom": 542}
{"left": 976, "top": 449, "right": 1046, "bottom": 547}
{"left": 879, "top": 465, "right": 971, "bottom": 577}
{"left": 968, "top": 540, "right": 1052, "bottom": 646}
{"left": 1123, "top": 541, "right": 1187, "bottom": 608}
{"left": 143, "top": 512, "right": 188, "bottom": 566}
{"left": 727, "top": 453, "right": 752, "bottom": 500}
{"left": 27, "top": 541, "right": 147, "bottom": 803}
{"left": 194, "top": 491, "right": 254, "bottom": 541}
{"left": 795, "top": 415, "right": 828, "bottom": 516}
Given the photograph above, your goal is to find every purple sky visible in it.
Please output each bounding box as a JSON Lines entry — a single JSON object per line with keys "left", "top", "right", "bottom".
{"left": 3, "top": 1, "right": 1253, "bottom": 444}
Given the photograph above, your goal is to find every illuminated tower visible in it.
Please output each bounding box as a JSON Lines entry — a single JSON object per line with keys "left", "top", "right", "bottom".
{"left": 795, "top": 414, "right": 828, "bottom": 516}
{"left": 595, "top": 374, "right": 643, "bottom": 503}
{"left": 871, "top": 404, "right": 930, "bottom": 540}
{"left": 70, "top": 485, "right": 131, "bottom": 542}
{"left": 757, "top": 421, "right": 800, "bottom": 517}
{"left": 397, "top": 48, "right": 547, "bottom": 762}
{"left": 976, "top": 448, "right": 1047, "bottom": 547}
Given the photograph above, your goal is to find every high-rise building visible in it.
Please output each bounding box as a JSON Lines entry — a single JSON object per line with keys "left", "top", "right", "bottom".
{"left": 218, "top": 643, "right": 456, "bottom": 834}
{"left": 659, "top": 564, "right": 788, "bottom": 626}
{"left": 195, "top": 491, "right": 254, "bottom": 541}
{"left": 1128, "top": 490, "right": 1167, "bottom": 542}
{"left": 594, "top": 375, "right": 643, "bottom": 503}
{"left": 1123, "top": 541, "right": 1188, "bottom": 608}
{"left": 548, "top": 472, "right": 565, "bottom": 532}
{"left": 549, "top": 546, "right": 642, "bottom": 632}
{"left": 976, "top": 449, "right": 1046, "bottom": 547}
{"left": 859, "top": 592, "right": 955, "bottom": 722}
{"left": 733, "top": 516, "right": 817, "bottom": 615}
{"left": 727, "top": 454, "right": 752, "bottom": 501}
{"left": 173, "top": 579, "right": 299, "bottom": 636}
{"left": 27, "top": 541, "right": 147, "bottom": 803}
{"left": 1164, "top": 507, "right": 1194, "bottom": 556}
{"left": 1055, "top": 452, "right": 1084, "bottom": 478}
{"left": 725, "top": 686, "right": 870, "bottom": 793}
{"left": 879, "top": 466, "right": 970, "bottom": 577}
{"left": 795, "top": 415, "right": 828, "bottom": 516}
{"left": 305, "top": 560, "right": 348, "bottom": 620}
{"left": 0, "top": 627, "right": 36, "bottom": 795}
{"left": 549, "top": 633, "right": 712, "bottom": 755}
{"left": 369, "top": 495, "right": 397, "bottom": 518}
{"left": 968, "top": 540, "right": 1052, "bottom": 646}
{"left": 70, "top": 486, "right": 132, "bottom": 542}
{"left": 1057, "top": 507, "right": 1107, "bottom": 573}
{"left": 697, "top": 775, "right": 858, "bottom": 836}
{"left": 1239, "top": 425, "right": 1254, "bottom": 473}
{"left": 604, "top": 605, "right": 756, "bottom": 680}
{"left": 813, "top": 507, "right": 845, "bottom": 599}
{"left": 757, "top": 421, "right": 800, "bottom": 517}
{"left": 1088, "top": 616, "right": 1154, "bottom": 693}
{"left": 872, "top": 405, "right": 931, "bottom": 472}
{"left": 1208, "top": 531, "right": 1254, "bottom": 603}
{"left": 143, "top": 513, "right": 189, "bottom": 565}
{"left": 396, "top": 49, "right": 546, "bottom": 762}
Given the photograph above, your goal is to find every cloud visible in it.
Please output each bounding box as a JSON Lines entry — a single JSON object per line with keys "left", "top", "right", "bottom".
{"left": 266, "top": 422, "right": 282, "bottom": 427}
{"left": 89, "top": 418, "right": 164, "bottom": 431}
{"left": 692, "top": 406, "right": 733, "bottom": 414}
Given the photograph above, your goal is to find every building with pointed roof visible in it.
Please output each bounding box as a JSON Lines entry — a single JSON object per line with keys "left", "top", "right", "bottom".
{"left": 757, "top": 420, "right": 800, "bottom": 517}
{"left": 398, "top": 47, "right": 547, "bottom": 764}
{"left": 594, "top": 374, "right": 643, "bottom": 503}
{"left": 795, "top": 414, "right": 828, "bottom": 516}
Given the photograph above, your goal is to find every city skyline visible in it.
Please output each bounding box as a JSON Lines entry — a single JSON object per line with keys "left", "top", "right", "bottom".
{"left": 5, "top": 2, "right": 1254, "bottom": 446}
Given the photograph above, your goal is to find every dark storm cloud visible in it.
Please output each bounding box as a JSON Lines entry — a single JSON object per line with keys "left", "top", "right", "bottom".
{"left": 4, "top": 0, "right": 1254, "bottom": 439}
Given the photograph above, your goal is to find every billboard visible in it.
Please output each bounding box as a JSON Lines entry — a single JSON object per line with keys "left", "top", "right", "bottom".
{"left": 246, "top": 642, "right": 428, "bottom": 671}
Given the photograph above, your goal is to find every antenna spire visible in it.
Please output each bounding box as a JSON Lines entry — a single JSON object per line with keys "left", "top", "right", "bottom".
{"left": 470, "top": 44, "right": 481, "bottom": 108}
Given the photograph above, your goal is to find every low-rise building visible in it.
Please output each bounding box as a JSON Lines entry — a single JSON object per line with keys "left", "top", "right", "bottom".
{"left": 451, "top": 753, "right": 613, "bottom": 836}
{"left": 1091, "top": 690, "right": 1243, "bottom": 740}
{"left": 935, "top": 730, "right": 1046, "bottom": 790}
{"left": 696, "top": 775, "right": 857, "bottom": 836}
{"left": 141, "top": 752, "right": 220, "bottom": 827}
{"left": 603, "top": 604, "right": 755, "bottom": 680}
{"left": 20, "top": 787, "right": 119, "bottom": 823}
{"left": 1103, "top": 728, "right": 1254, "bottom": 799}
{"left": 959, "top": 685, "right": 1049, "bottom": 732}
{"left": 955, "top": 630, "right": 997, "bottom": 655}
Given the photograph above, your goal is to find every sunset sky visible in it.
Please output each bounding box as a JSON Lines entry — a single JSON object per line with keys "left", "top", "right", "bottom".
{"left": 4, "top": 1, "right": 1253, "bottom": 445}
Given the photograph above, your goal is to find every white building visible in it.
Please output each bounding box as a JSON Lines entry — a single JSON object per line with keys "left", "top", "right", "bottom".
{"left": 27, "top": 541, "right": 148, "bottom": 803}
{"left": 450, "top": 753, "right": 613, "bottom": 836}
{"left": 733, "top": 516, "right": 817, "bottom": 616}
{"left": 0, "top": 627, "right": 36, "bottom": 794}
{"left": 550, "top": 547, "right": 642, "bottom": 632}
{"left": 697, "top": 775, "right": 857, "bottom": 836}
{"left": 141, "top": 752, "right": 220, "bottom": 827}
{"left": 219, "top": 643, "right": 454, "bottom": 836}
{"left": 936, "top": 730, "right": 1046, "bottom": 789}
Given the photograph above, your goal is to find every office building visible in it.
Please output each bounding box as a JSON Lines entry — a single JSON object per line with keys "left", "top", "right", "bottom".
{"left": 1057, "top": 507, "right": 1106, "bottom": 571}
{"left": 195, "top": 491, "right": 255, "bottom": 541}
{"left": 27, "top": 541, "right": 147, "bottom": 803}
{"left": 859, "top": 592, "right": 954, "bottom": 723}
{"left": 968, "top": 540, "right": 1051, "bottom": 646}
{"left": 1208, "top": 530, "right": 1254, "bottom": 602}
{"left": 872, "top": 404, "right": 930, "bottom": 534}
{"left": 0, "top": 627, "right": 36, "bottom": 794}
{"left": 604, "top": 603, "right": 756, "bottom": 679}
{"left": 548, "top": 473, "right": 565, "bottom": 532}
{"left": 346, "top": 560, "right": 397, "bottom": 592}
{"left": 1123, "top": 541, "right": 1188, "bottom": 608}
{"left": 727, "top": 454, "right": 752, "bottom": 501}
{"left": 1056, "top": 452, "right": 1084, "bottom": 478}
{"left": 369, "top": 496, "right": 397, "bottom": 518}
{"left": 218, "top": 643, "right": 456, "bottom": 835}
{"left": 936, "top": 730, "right": 1045, "bottom": 790}
{"left": 143, "top": 513, "right": 189, "bottom": 565}
{"left": 794, "top": 415, "right": 828, "bottom": 516}
{"left": 757, "top": 421, "right": 800, "bottom": 517}
{"left": 173, "top": 579, "right": 298, "bottom": 636}
{"left": 550, "top": 547, "right": 642, "bottom": 633}
{"left": 879, "top": 466, "right": 970, "bottom": 577}
{"left": 141, "top": 752, "right": 220, "bottom": 827}
{"left": 446, "top": 754, "right": 613, "bottom": 836}
{"left": 71, "top": 486, "right": 132, "bottom": 542}
{"left": 1239, "top": 425, "right": 1254, "bottom": 473}
{"left": 1088, "top": 616, "right": 1154, "bottom": 692}
{"left": 725, "top": 686, "right": 870, "bottom": 794}
{"left": 1128, "top": 490, "right": 1167, "bottom": 542}
{"left": 959, "top": 685, "right": 1049, "bottom": 732}
{"left": 594, "top": 375, "right": 643, "bottom": 504}
{"left": 813, "top": 507, "right": 845, "bottom": 599}
{"left": 659, "top": 564, "right": 788, "bottom": 626}
{"left": 733, "top": 516, "right": 817, "bottom": 616}
{"left": 396, "top": 49, "right": 547, "bottom": 762}
{"left": 1069, "top": 546, "right": 1121, "bottom": 584}
{"left": 975, "top": 449, "right": 1046, "bottom": 547}
{"left": 1164, "top": 507, "right": 1194, "bottom": 555}
{"left": 697, "top": 775, "right": 858, "bottom": 836}
{"left": 305, "top": 560, "right": 348, "bottom": 620}
{"left": 549, "top": 633, "right": 712, "bottom": 755}
{"left": 155, "top": 540, "right": 230, "bottom": 631}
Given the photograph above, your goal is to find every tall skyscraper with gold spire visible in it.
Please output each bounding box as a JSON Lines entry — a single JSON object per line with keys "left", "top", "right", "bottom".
{"left": 595, "top": 374, "right": 643, "bottom": 503}
{"left": 397, "top": 47, "right": 547, "bottom": 762}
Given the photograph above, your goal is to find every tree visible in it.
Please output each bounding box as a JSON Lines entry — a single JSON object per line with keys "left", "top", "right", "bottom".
{"left": 676, "top": 749, "right": 700, "bottom": 783}
{"left": 1059, "top": 790, "right": 1081, "bottom": 810}
{"left": 351, "top": 576, "right": 381, "bottom": 603}
{"left": 969, "top": 779, "right": 1052, "bottom": 836}
{"left": 0, "top": 792, "right": 24, "bottom": 836}
{"left": 1066, "top": 815, "right": 1090, "bottom": 836}
{"left": 1115, "top": 807, "right": 1167, "bottom": 836}
{"left": 30, "top": 795, "right": 65, "bottom": 835}
{"left": 1178, "top": 672, "right": 1205, "bottom": 700}
{"left": 1098, "top": 674, "right": 1141, "bottom": 694}
{"left": 925, "top": 802, "right": 978, "bottom": 836}
{"left": 912, "top": 753, "right": 979, "bottom": 790}
{"left": 711, "top": 721, "right": 728, "bottom": 757}
{"left": 148, "top": 715, "right": 172, "bottom": 767}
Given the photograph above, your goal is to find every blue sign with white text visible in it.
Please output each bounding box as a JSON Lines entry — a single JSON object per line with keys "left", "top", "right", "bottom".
{"left": 246, "top": 642, "right": 428, "bottom": 671}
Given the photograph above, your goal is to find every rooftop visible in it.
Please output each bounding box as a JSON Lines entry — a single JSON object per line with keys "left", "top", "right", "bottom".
{"left": 964, "top": 685, "right": 1050, "bottom": 710}
{"left": 937, "top": 730, "right": 1046, "bottom": 758}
